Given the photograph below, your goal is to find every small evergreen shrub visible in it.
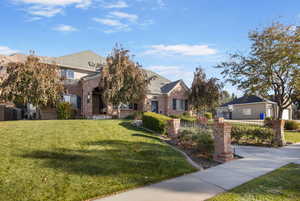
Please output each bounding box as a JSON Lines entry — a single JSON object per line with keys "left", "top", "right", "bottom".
{"left": 204, "top": 112, "right": 213, "bottom": 119}
{"left": 57, "top": 102, "right": 75, "bottom": 120}
{"left": 285, "top": 121, "right": 299, "bottom": 130}
{"left": 231, "top": 124, "right": 274, "bottom": 145}
{"left": 142, "top": 112, "right": 172, "bottom": 133}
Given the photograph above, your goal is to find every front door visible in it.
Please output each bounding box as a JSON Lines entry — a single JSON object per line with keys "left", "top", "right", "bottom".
{"left": 151, "top": 101, "right": 159, "bottom": 113}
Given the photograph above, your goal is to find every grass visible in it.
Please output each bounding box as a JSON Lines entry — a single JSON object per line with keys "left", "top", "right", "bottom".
{"left": 285, "top": 131, "right": 300, "bottom": 143}
{"left": 208, "top": 163, "right": 300, "bottom": 201}
{"left": 0, "top": 120, "right": 196, "bottom": 201}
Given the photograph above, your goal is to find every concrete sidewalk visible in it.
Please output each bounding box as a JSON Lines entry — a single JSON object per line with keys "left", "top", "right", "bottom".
{"left": 94, "top": 143, "right": 300, "bottom": 201}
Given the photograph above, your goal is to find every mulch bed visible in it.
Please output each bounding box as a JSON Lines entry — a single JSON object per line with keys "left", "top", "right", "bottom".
{"left": 164, "top": 138, "right": 220, "bottom": 169}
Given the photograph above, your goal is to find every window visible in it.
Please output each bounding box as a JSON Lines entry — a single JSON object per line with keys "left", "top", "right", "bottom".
{"left": 178, "top": 99, "right": 185, "bottom": 111}
{"left": 61, "top": 69, "right": 75, "bottom": 79}
{"left": 172, "top": 99, "right": 177, "bottom": 110}
{"left": 172, "top": 99, "right": 188, "bottom": 111}
{"left": 242, "top": 108, "right": 251, "bottom": 115}
{"left": 63, "top": 94, "right": 79, "bottom": 108}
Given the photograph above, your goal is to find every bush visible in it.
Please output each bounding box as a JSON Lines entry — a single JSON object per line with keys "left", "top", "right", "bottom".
{"left": 204, "top": 112, "right": 213, "bottom": 120}
{"left": 178, "top": 128, "right": 214, "bottom": 156}
{"left": 169, "top": 114, "right": 197, "bottom": 123}
{"left": 180, "top": 115, "right": 197, "bottom": 123}
{"left": 125, "top": 111, "right": 143, "bottom": 120}
{"left": 142, "top": 112, "right": 172, "bottom": 133}
{"left": 285, "top": 121, "right": 299, "bottom": 130}
{"left": 57, "top": 102, "right": 75, "bottom": 120}
{"left": 231, "top": 124, "right": 274, "bottom": 145}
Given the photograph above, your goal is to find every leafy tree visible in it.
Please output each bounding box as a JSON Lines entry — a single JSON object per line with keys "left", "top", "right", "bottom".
{"left": 220, "top": 90, "right": 233, "bottom": 105}
{"left": 0, "top": 54, "right": 64, "bottom": 108}
{"left": 217, "top": 23, "right": 300, "bottom": 119}
{"left": 99, "top": 45, "right": 152, "bottom": 116}
{"left": 189, "top": 67, "right": 223, "bottom": 114}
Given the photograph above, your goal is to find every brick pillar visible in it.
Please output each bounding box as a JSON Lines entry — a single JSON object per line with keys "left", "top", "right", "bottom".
{"left": 272, "top": 120, "right": 286, "bottom": 147}
{"left": 213, "top": 118, "right": 233, "bottom": 163}
{"left": 167, "top": 119, "right": 181, "bottom": 138}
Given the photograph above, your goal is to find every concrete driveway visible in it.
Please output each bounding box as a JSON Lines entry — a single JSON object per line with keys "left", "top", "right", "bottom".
{"left": 94, "top": 143, "right": 300, "bottom": 201}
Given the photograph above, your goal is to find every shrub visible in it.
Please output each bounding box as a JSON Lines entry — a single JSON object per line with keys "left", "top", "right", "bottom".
{"left": 57, "top": 102, "right": 75, "bottom": 120}
{"left": 204, "top": 112, "right": 213, "bottom": 119}
{"left": 125, "top": 111, "right": 143, "bottom": 120}
{"left": 178, "top": 128, "right": 214, "bottom": 156}
{"left": 180, "top": 115, "right": 197, "bottom": 123}
{"left": 285, "top": 121, "right": 299, "bottom": 130}
{"left": 142, "top": 112, "right": 171, "bottom": 133}
{"left": 231, "top": 124, "right": 274, "bottom": 145}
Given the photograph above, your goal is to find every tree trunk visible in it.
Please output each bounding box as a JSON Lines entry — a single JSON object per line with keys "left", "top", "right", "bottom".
{"left": 277, "top": 107, "right": 283, "bottom": 120}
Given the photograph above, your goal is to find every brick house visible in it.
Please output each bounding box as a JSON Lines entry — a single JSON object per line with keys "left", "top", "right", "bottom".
{"left": 0, "top": 50, "right": 191, "bottom": 119}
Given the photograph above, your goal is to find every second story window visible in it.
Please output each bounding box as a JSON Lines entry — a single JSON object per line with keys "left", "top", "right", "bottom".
{"left": 61, "top": 69, "right": 75, "bottom": 80}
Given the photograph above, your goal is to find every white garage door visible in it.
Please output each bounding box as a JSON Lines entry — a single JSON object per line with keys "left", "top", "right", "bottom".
{"left": 282, "top": 109, "right": 290, "bottom": 120}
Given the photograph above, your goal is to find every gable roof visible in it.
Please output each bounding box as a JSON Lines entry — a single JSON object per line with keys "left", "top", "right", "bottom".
{"left": 44, "top": 50, "right": 105, "bottom": 72}
{"left": 161, "top": 80, "right": 182, "bottom": 93}
{"left": 145, "top": 70, "right": 171, "bottom": 94}
{"left": 220, "top": 95, "right": 275, "bottom": 107}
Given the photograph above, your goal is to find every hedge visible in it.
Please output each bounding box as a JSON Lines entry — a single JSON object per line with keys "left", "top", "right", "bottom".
{"left": 231, "top": 124, "right": 274, "bottom": 145}
{"left": 142, "top": 112, "right": 172, "bottom": 133}
{"left": 169, "top": 114, "right": 197, "bottom": 123}
{"left": 285, "top": 121, "right": 299, "bottom": 130}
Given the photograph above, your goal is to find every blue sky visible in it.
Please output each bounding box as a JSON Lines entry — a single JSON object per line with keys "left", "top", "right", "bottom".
{"left": 1, "top": 0, "right": 300, "bottom": 95}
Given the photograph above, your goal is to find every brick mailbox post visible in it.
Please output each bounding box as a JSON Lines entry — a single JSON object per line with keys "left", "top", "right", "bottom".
{"left": 167, "top": 119, "right": 181, "bottom": 139}
{"left": 272, "top": 120, "right": 286, "bottom": 147}
{"left": 213, "top": 118, "right": 234, "bottom": 163}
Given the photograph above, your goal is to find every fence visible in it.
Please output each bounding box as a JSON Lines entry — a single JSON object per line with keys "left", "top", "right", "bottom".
{"left": 168, "top": 117, "right": 286, "bottom": 163}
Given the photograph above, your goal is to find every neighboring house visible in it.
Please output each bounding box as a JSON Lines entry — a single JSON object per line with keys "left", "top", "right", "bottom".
{"left": 216, "top": 95, "right": 293, "bottom": 120}
{"left": 0, "top": 51, "right": 191, "bottom": 119}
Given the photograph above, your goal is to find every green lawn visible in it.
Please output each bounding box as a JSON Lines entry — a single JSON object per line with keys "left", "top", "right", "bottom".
{"left": 0, "top": 120, "right": 196, "bottom": 201}
{"left": 208, "top": 163, "right": 300, "bottom": 201}
{"left": 285, "top": 131, "right": 300, "bottom": 143}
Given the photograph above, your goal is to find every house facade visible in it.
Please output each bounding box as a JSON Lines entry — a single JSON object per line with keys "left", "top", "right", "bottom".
{"left": 217, "top": 95, "right": 293, "bottom": 120}
{"left": 0, "top": 51, "right": 191, "bottom": 120}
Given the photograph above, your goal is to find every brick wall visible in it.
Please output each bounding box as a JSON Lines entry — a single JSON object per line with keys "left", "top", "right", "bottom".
{"left": 167, "top": 83, "right": 189, "bottom": 116}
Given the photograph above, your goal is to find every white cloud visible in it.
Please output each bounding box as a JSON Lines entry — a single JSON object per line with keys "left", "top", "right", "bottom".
{"left": 102, "top": 1, "right": 128, "bottom": 8}
{"left": 146, "top": 65, "right": 194, "bottom": 86}
{"left": 109, "top": 11, "right": 138, "bottom": 22}
{"left": 12, "top": 0, "right": 92, "bottom": 18}
{"left": 93, "top": 17, "right": 130, "bottom": 32}
{"left": 53, "top": 24, "right": 78, "bottom": 32}
{"left": 0, "top": 46, "right": 19, "bottom": 55}
{"left": 15, "top": 0, "right": 90, "bottom": 7}
{"left": 27, "top": 5, "right": 63, "bottom": 17}
{"left": 145, "top": 44, "right": 217, "bottom": 56}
